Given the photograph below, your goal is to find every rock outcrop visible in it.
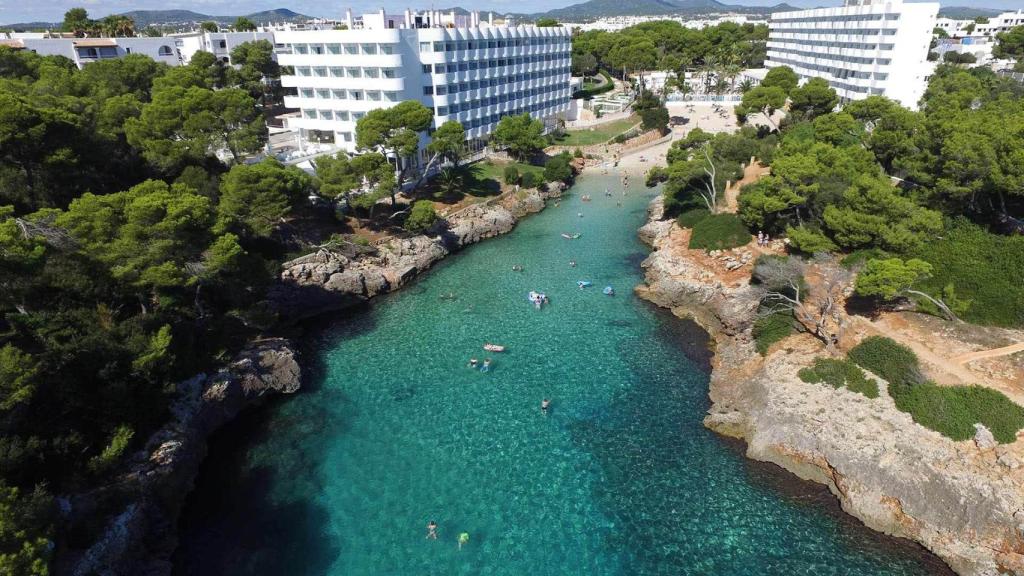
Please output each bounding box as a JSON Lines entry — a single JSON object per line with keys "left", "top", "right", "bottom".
{"left": 636, "top": 196, "right": 1024, "bottom": 576}
{"left": 59, "top": 339, "right": 302, "bottom": 576}
{"left": 271, "top": 187, "right": 559, "bottom": 322}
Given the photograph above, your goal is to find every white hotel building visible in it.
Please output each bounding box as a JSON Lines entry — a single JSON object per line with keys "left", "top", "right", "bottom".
{"left": 276, "top": 10, "right": 572, "bottom": 156}
{"left": 766, "top": 0, "right": 939, "bottom": 110}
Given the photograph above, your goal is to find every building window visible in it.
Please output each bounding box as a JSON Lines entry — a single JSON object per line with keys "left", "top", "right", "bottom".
{"left": 300, "top": 88, "right": 314, "bottom": 98}
{"left": 380, "top": 45, "right": 393, "bottom": 55}
{"left": 341, "top": 132, "right": 352, "bottom": 142}
{"left": 327, "top": 43, "right": 341, "bottom": 54}
{"left": 332, "top": 89, "right": 345, "bottom": 99}
{"left": 218, "top": 40, "right": 226, "bottom": 49}
{"left": 364, "top": 68, "right": 379, "bottom": 78}
{"left": 367, "top": 91, "right": 381, "bottom": 101}
{"left": 383, "top": 69, "right": 396, "bottom": 78}
{"left": 362, "top": 44, "right": 377, "bottom": 55}
{"left": 157, "top": 45, "right": 173, "bottom": 56}
{"left": 424, "top": 86, "right": 434, "bottom": 95}
{"left": 303, "top": 109, "right": 316, "bottom": 119}
{"left": 420, "top": 42, "right": 432, "bottom": 53}
{"left": 347, "top": 67, "right": 361, "bottom": 78}
{"left": 330, "top": 67, "right": 344, "bottom": 77}
{"left": 316, "top": 88, "right": 330, "bottom": 99}
{"left": 350, "top": 90, "right": 363, "bottom": 100}
{"left": 344, "top": 44, "right": 358, "bottom": 55}
{"left": 320, "top": 110, "right": 333, "bottom": 120}
{"left": 434, "top": 64, "right": 446, "bottom": 73}
{"left": 423, "top": 64, "right": 432, "bottom": 74}
{"left": 295, "top": 44, "right": 309, "bottom": 54}
{"left": 384, "top": 91, "right": 398, "bottom": 101}
{"left": 336, "top": 111, "right": 349, "bottom": 121}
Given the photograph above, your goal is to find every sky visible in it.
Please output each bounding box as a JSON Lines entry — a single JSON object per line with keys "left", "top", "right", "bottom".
{"left": 1, "top": 0, "right": 1021, "bottom": 25}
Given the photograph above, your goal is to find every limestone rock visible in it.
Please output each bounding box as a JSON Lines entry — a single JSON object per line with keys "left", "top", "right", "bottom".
{"left": 635, "top": 195, "right": 1024, "bottom": 576}
{"left": 973, "top": 424, "right": 997, "bottom": 450}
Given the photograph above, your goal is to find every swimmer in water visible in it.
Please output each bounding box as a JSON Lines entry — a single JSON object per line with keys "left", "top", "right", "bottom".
{"left": 458, "top": 532, "right": 470, "bottom": 550}
{"left": 469, "top": 358, "right": 478, "bottom": 369}
{"left": 481, "top": 359, "right": 491, "bottom": 372}
{"left": 427, "top": 521, "right": 438, "bottom": 540}
{"left": 541, "top": 398, "right": 551, "bottom": 414}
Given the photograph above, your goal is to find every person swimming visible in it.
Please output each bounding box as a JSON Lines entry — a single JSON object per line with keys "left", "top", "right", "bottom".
{"left": 569, "top": 260, "right": 576, "bottom": 268}
{"left": 481, "top": 359, "right": 491, "bottom": 372}
{"left": 427, "top": 520, "right": 438, "bottom": 540}
{"left": 541, "top": 398, "right": 550, "bottom": 414}
{"left": 469, "top": 358, "right": 478, "bottom": 368}
{"left": 458, "top": 532, "right": 470, "bottom": 550}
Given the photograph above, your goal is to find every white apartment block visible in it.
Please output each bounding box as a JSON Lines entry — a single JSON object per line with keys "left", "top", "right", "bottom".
{"left": 936, "top": 10, "right": 1024, "bottom": 39}
{"left": 0, "top": 31, "right": 274, "bottom": 68}
{"left": 766, "top": 0, "right": 939, "bottom": 110}
{"left": 0, "top": 35, "right": 182, "bottom": 68}
{"left": 275, "top": 10, "right": 572, "bottom": 156}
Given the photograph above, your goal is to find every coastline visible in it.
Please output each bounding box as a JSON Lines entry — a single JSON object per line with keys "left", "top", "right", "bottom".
{"left": 59, "top": 179, "right": 567, "bottom": 575}
{"left": 634, "top": 194, "right": 1024, "bottom": 576}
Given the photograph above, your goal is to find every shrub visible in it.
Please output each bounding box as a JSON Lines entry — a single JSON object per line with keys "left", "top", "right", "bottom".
{"left": 404, "top": 200, "right": 438, "bottom": 233}
{"left": 689, "top": 213, "right": 751, "bottom": 251}
{"left": 847, "top": 336, "right": 923, "bottom": 396}
{"left": 573, "top": 148, "right": 583, "bottom": 158}
{"left": 798, "top": 357, "right": 879, "bottom": 398}
{"left": 521, "top": 171, "right": 539, "bottom": 189}
{"left": 503, "top": 166, "right": 519, "bottom": 185}
{"left": 786, "top": 225, "right": 837, "bottom": 254}
{"left": 753, "top": 312, "right": 794, "bottom": 355}
{"left": 543, "top": 154, "right": 573, "bottom": 183}
{"left": 677, "top": 208, "right": 710, "bottom": 228}
{"left": 909, "top": 219, "right": 1024, "bottom": 327}
{"left": 613, "top": 133, "right": 628, "bottom": 144}
{"left": 88, "top": 424, "right": 134, "bottom": 475}
{"left": 646, "top": 166, "right": 668, "bottom": 188}
{"left": 639, "top": 106, "right": 669, "bottom": 132}
{"left": 894, "top": 383, "right": 1024, "bottom": 443}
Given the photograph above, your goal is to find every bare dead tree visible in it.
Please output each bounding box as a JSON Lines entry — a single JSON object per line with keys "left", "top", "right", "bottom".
{"left": 754, "top": 254, "right": 853, "bottom": 352}
{"left": 700, "top": 144, "right": 719, "bottom": 213}
{"left": 14, "top": 216, "right": 77, "bottom": 251}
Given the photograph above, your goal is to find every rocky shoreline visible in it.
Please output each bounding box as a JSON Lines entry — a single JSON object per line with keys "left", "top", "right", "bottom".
{"left": 59, "top": 185, "right": 563, "bottom": 575}
{"left": 635, "top": 196, "right": 1024, "bottom": 576}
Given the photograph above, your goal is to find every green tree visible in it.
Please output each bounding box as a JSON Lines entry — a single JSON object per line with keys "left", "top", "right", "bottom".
{"left": 760, "top": 66, "right": 799, "bottom": 95}
{"left": 234, "top": 17, "right": 257, "bottom": 31}
{"left": 355, "top": 100, "right": 433, "bottom": 205}
{"left": 543, "top": 153, "right": 574, "bottom": 183}
{"left": 200, "top": 21, "right": 219, "bottom": 33}
{"left": 61, "top": 7, "right": 92, "bottom": 36}
{"left": 216, "top": 159, "right": 311, "bottom": 239}
{"left": 492, "top": 113, "right": 546, "bottom": 161}
{"left": 126, "top": 85, "right": 266, "bottom": 171}
{"left": 854, "top": 257, "right": 960, "bottom": 320}
{"left": 0, "top": 345, "right": 37, "bottom": 411}
{"left": 535, "top": 18, "right": 560, "bottom": 27}
{"left": 788, "top": 78, "right": 838, "bottom": 119}
{"left": 994, "top": 25, "right": 1024, "bottom": 59}
{"left": 404, "top": 200, "right": 438, "bottom": 233}
{"left": 425, "top": 120, "right": 466, "bottom": 168}
{"left": 0, "top": 482, "right": 54, "bottom": 576}
{"left": 315, "top": 152, "right": 396, "bottom": 215}
{"left": 571, "top": 53, "right": 598, "bottom": 77}
{"left": 736, "top": 85, "right": 786, "bottom": 129}
{"left": 228, "top": 40, "right": 281, "bottom": 104}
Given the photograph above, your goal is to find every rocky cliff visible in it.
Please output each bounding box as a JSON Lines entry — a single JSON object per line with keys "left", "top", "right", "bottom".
{"left": 59, "top": 339, "right": 302, "bottom": 576}
{"left": 636, "top": 196, "right": 1024, "bottom": 576}
{"left": 271, "top": 186, "right": 559, "bottom": 322}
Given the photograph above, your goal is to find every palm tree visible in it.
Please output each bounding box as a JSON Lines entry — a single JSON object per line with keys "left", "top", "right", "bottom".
{"left": 738, "top": 79, "right": 754, "bottom": 94}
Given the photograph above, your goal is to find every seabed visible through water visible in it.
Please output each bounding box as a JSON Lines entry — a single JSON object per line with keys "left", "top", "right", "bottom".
{"left": 175, "top": 172, "right": 954, "bottom": 576}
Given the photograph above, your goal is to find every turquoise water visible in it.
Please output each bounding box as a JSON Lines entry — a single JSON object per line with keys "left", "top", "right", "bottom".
{"left": 175, "top": 173, "right": 950, "bottom": 575}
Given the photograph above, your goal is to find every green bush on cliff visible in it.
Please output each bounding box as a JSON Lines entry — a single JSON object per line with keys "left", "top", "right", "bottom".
{"left": 752, "top": 312, "right": 794, "bottom": 355}
{"left": 893, "top": 383, "right": 1024, "bottom": 443}
{"left": 848, "top": 336, "right": 1024, "bottom": 442}
{"left": 403, "top": 200, "right": 438, "bottom": 233}
{"left": 689, "top": 213, "right": 751, "bottom": 251}
{"left": 798, "top": 357, "right": 878, "bottom": 399}
{"left": 847, "top": 336, "right": 923, "bottom": 396}
{"left": 676, "top": 208, "right": 709, "bottom": 228}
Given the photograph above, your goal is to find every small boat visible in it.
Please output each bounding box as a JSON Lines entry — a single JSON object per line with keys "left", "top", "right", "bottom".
{"left": 561, "top": 233, "right": 581, "bottom": 240}
{"left": 603, "top": 286, "right": 615, "bottom": 296}
{"left": 483, "top": 343, "right": 505, "bottom": 352}
{"left": 581, "top": 195, "right": 592, "bottom": 202}
{"left": 577, "top": 280, "right": 592, "bottom": 288}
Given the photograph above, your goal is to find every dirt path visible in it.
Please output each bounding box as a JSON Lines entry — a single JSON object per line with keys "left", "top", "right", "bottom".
{"left": 724, "top": 161, "right": 770, "bottom": 213}
{"left": 850, "top": 316, "right": 978, "bottom": 386}
{"left": 952, "top": 341, "right": 1024, "bottom": 364}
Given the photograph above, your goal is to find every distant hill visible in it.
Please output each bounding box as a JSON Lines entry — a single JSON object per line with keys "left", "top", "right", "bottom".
{"left": 2, "top": 7, "right": 313, "bottom": 30}
{"left": 540, "top": 0, "right": 799, "bottom": 21}
{"left": 119, "top": 9, "right": 212, "bottom": 27}
{"left": 937, "top": 7, "right": 1004, "bottom": 20}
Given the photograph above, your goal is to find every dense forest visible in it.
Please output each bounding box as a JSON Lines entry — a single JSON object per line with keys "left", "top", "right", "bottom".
{"left": 0, "top": 39, "right": 312, "bottom": 573}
